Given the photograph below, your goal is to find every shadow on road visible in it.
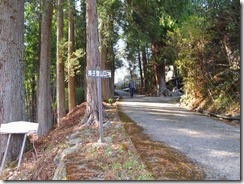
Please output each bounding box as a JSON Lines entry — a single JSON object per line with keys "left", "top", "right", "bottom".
{"left": 118, "top": 95, "right": 240, "bottom": 180}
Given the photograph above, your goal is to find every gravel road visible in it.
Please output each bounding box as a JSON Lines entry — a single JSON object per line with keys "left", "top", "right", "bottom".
{"left": 118, "top": 94, "right": 240, "bottom": 180}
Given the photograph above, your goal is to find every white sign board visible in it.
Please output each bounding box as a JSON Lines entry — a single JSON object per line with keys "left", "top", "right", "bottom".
{"left": 0, "top": 121, "right": 38, "bottom": 134}
{"left": 0, "top": 121, "right": 39, "bottom": 174}
{"left": 87, "top": 69, "right": 112, "bottom": 143}
{"left": 87, "top": 69, "right": 111, "bottom": 78}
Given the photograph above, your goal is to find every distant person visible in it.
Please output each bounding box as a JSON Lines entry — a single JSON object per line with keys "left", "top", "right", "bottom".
{"left": 129, "top": 80, "right": 135, "bottom": 98}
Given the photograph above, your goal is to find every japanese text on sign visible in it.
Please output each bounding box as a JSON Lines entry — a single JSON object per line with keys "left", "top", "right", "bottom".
{"left": 87, "top": 69, "right": 111, "bottom": 78}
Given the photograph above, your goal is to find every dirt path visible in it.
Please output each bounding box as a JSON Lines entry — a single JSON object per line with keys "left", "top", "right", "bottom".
{"left": 118, "top": 94, "right": 240, "bottom": 180}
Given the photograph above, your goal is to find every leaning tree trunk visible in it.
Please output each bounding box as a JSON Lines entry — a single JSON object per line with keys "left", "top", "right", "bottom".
{"left": 37, "top": 0, "right": 53, "bottom": 136}
{"left": 0, "top": 0, "right": 25, "bottom": 165}
{"left": 81, "top": 0, "right": 100, "bottom": 125}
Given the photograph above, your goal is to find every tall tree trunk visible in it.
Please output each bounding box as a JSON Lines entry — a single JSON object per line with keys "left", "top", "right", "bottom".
{"left": 138, "top": 49, "right": 143, "bottom": 92}
{"left": 68, "top": 0, "right": 76, "bottom": 111}
{"left": 0, "top": 0, "right": 25, "bottom": 165}
{"left": 152, "top": 42, "right": 167, "bottom": 94}
{"left": 81, "top": 0, "right": 87, "bottom": 102}
{"left": 142, "top": 47, "right": 149, "bottom": 93}
{"left": 81, "top": 0, "right": 100, "bottom": 125}
{"left": 31, "top": 75, "right": 36, "bottom": 122}
{"left": 154, "top": 62, "right": 166, "bottom": 92}
{"left": 56, "top": 0, "right": 66, "bottom": 126}
{"left": 37, "top": 0, "right": 53, "bottom": 136}
{"left": 100, "top": 22, "right": 113, "bottom": 101}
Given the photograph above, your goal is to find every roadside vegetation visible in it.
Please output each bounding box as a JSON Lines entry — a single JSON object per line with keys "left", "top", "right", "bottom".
{"left": 0, "top": 103, "right": 153, "bottom": 180}
{"left": 1, "top": 103, "right": 206, "bottom": 180}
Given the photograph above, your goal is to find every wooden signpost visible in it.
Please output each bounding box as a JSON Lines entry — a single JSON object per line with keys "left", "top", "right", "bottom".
{"left": 87, "top": 69, "right": 111, "bottom": 143}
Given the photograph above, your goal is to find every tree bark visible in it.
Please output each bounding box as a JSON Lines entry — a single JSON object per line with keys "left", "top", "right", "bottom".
{"left": 81, "top": 0, "right": 100, "bottom": 125}
{"left": 100, "top": 22, "right": 114, "bottom": 101}
{"left": 138, "top": 49, "right": 143, "bottom": 92}
{"left": 154, "top": 62, "right": 166, "bottom": 92}
{"left": 68, "top": 0, "right": 76, "bottom": 112}
{"left": 56, "top": 0, "right": 66, "bottom": 126}
{"left": 151, "top": 41, "right": 167, "bottom": 94}
{"left": 142, "top": 47, "right": 149, "bottom": 93}
{"left": 37, "top": 0, "right": 53, "bottom": 136}
{"left": 31, "top": 75, "right": 37, "bottom": 122}
{"left": 0, "top": 0, "right": 25, "bottom": 165}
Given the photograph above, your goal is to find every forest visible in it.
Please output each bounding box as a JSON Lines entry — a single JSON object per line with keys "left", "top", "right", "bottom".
{"left": 0, "top": 0, "right": 240, "bottom": 175}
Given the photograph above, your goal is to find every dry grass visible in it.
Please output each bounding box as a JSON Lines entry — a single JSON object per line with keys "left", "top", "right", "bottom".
{"left": 0, "top": 103, "right": 152, "bottom": 180}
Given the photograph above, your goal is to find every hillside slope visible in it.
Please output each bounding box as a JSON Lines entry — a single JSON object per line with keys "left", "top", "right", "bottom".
{"left": 0, "top": 102, "right": 204, "bottom": 180}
